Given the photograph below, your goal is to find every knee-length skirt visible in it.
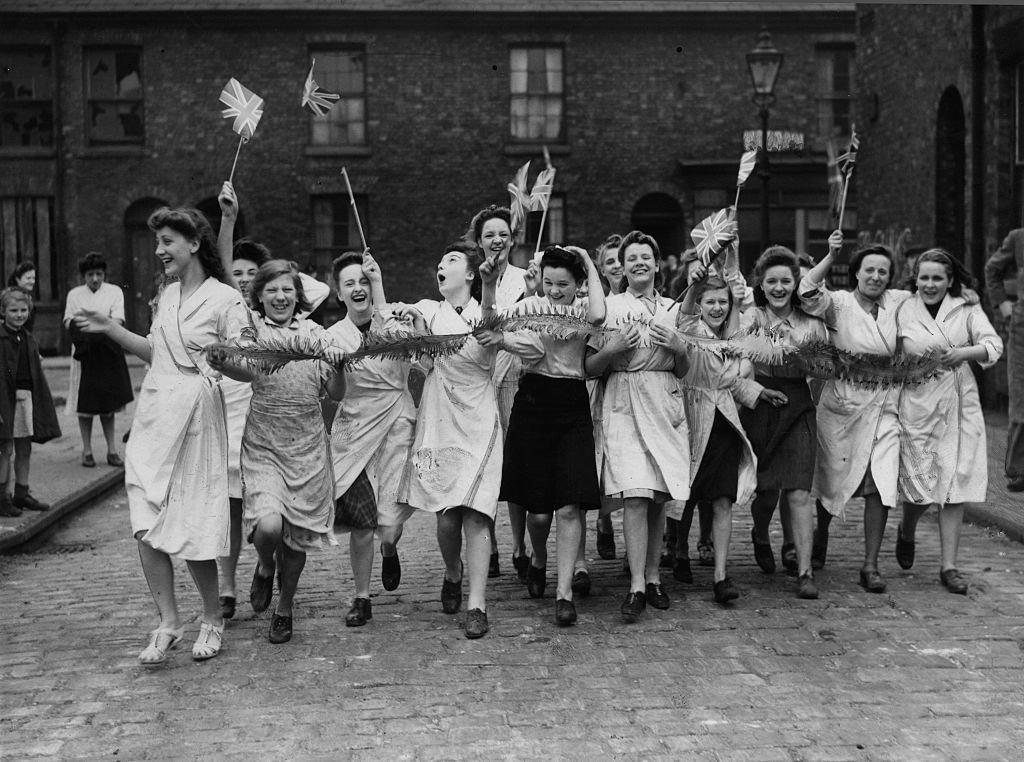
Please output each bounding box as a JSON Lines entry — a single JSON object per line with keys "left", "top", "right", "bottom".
{"left": 739, "top": 375, "right": 816, "bottom": 492}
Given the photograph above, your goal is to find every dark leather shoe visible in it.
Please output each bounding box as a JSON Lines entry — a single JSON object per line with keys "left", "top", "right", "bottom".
{"left": 859, "top": 568, "right": 887, "bottom": 594}
{"left": 620, "top": 590, "right": 646, "bottom": 622}
{"left": 751, "top": 529, "right": 776, "bottom": 574}
{"left": 571, "top": 570, "right": 591, "bottom": 598}
{"left": 249, "top": 564, "right": 275, "bottom": 613}
{"left": 219, "top": 595, "right": 236, "bottom": 620}
{"left": 645, "top": 582, "right": 670, "bottom": 610}
{"left": 0, "top": 493, "right": 21, "bottom": 517}
{"left": 596, "top": 530, "right": 616, "bottom": 560}
{"left": 673, "top": 557, "right": 693, "bottom": 584}
{"left": 464, "top": 608, "right": 489, "bottom": 639}
{"left": 106, "top": 453, "right": 125, "bottom": 467}
{"left": 781, "top": 543, "right": 798, "bottom": 574}
{"left": 13, "top": 491, "right": 49, "bottom": 511}
{"left": 381, "top": 550, "right": 401, "bottom": 591}
{"left": 896, "top": 526, "right": 915, "bottom": 570}
{"left": 512, "top": 553, "right": 529, "bottom": 583}
{"left": 345, "top": 597, "right": 372, "bottom": 626}
{"left": 811, "top": 528, "right": 829, "bottom": 570}
{"left": 268, "top": 614, "right": 292, "bottom": 644}
{"left": 940, "top": 568, "right": 969, "bottom": 595}
{"left": 441, "top": 570, "right": 462, "bottom": 614}
{"left": 797, "top": 572, "right": 819, "bottom": 600}
{"left": 554, "top": 598, "right": 577, "bottom": 626}
{"left": 526, "top": 562, "right": 547, "bottom": 599}
{"left": 713, "top": 577, "right": 740, "bottom": 604}
{"left": 488, "top": 551, "right": 500, "bottom": 578}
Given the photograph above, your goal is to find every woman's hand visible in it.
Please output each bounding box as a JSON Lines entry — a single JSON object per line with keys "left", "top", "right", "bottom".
{"left": 650, "top": 323, "right": 685, "bottom": 354}
{"left": 362, "top": 250, "right": 382, "bottom": 284}
{"left": 479, "top": 258, "right": 500, "bottom": 286}
{"left": 322, "top": 346, "right": 347, "bottom": 367}
{"left": 73, "top": 309, "right": 113, "bottom": 334}
{"left": 938, "top": 346, "right": 970, "bottom": 367}
{"left": 218, "top": 181, "right": 238, "bottom": 222}
{"left": 523, "top": 261, "right": 541, "bottom": 295}
{"left": 758, "top": 388, "right": 788, "bottom": 408}
{"left": 206, "top": 345, "right": 230, "bottom": 372}
{"left": 688, "top": 262, "right": 708, "bottom": 285}
{"left": 604, "top": 324, "right": 641, "bottom": 355}
{"left": 476, "top": 329, "right": 504, "bottom": 347}
{"left": 392, "top": 303, "right": 426, "bottom": 332}
{"left": 961, "top": 287, "right": 980, "bottom": 306}
{"left": 827, "top": 229, "right": 844, "bottom": 255}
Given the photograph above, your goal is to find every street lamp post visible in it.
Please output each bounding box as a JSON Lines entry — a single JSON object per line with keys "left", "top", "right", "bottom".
{"left": 746, "top": 28, "right": 784, "bottom": 254}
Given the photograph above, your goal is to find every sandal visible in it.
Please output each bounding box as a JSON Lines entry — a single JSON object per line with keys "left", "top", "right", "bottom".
{"left": 138, "top": 625, "right": 184, "bottom": 666}
{"left": 191, "top": 621, "right": 225, "bottom": 661}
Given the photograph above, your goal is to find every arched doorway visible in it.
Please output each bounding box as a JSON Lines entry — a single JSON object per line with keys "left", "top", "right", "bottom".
{"left": 630, "top": 193, "right": 685, "bottom": 257}
{"left": 935, "top": 86, "right": 966, "bottom": 257}
{"left": 123, "top": 197, "right": 167, "bottom": 332}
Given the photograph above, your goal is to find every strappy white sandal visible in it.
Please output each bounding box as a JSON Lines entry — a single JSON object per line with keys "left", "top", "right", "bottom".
{"left": 192, "top": 621, "right": 225, "bottom": 661}
{"left": 138, "top": 626, "right": 184, "bottom": 666}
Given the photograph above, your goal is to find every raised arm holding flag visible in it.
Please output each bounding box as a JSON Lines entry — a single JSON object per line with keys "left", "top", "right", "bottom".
{"left": 219, "top": 77, "right": 264, "bottom": 183}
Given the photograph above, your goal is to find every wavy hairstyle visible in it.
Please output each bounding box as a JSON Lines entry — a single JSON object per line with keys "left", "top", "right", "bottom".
{"left": 444, "top": 239, "right": 485, "bottom": 302}
{"left": 751, "top": 245, "right": 801, "bottom": 308}
{"left": 906, "top": 247, "right": 974, "bottom": 297}
{"left": 540, "top": 245, "right": 587, "bottom": 284}
{"left": 468, "top": 205, "right": 515, "bottom": 242}
{"left": 847, "top": 244, "right": 894, "bottom": 290}
{"left": 147, "top": 207, "right": 226, "bottom": 282}
{"left": 617, "top": 230, "right": 662, "bottom": 293}
{"left": 249, "top": 259, "right": 311, "bottom": 317}
{"left": 7, "top": 261, "right": 35, "bottom": 288}
{"left": 233, "top": 238, "right": 272, "bottom": 266}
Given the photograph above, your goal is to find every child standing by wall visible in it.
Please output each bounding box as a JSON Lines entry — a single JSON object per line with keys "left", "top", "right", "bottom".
{"left": 0, "top": 288, "right": 61, "bottom": 517}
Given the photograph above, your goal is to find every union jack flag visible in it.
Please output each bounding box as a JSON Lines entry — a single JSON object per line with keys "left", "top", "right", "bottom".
{"left": 507, "top": 161, "right": 531, "bottom": 233}
{"left": 219, "top": 78, "right": 264, "bottom": 140}
{"left": 826, "top": 138, "right": 844, "bottom": 223}
{"left": 529, "top": 166, "right": 556, "bottom": 212}
{"left": 837, "top": 126, "right": 859, "bottom": 177}
{"left": 736, "top": 149, "right": 758, "bottom": 187}
{"left": 690, "top": 208, "right": 737, "bottom": 266}
{"left": 301, "top": 59, "right": 341, "bottom": 117}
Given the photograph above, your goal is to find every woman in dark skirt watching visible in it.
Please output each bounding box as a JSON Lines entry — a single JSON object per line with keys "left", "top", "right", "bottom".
{"left": 499, "top": 245, "right": 605, "bottom": 626}
{"left": 739, "top": 246, "right": 829, "bottom": 599}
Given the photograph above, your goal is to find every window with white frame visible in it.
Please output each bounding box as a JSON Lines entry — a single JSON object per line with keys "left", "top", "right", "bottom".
{"left": 84, "top": 47, "right": 144, "bottom": 145}
{"left": 310, "top": 48, "right": 367, "bottom": 146}
{"left": 816, "top": 45, "right": 854, "bottom": 140}
{"left": 510, "top": 46, "right": 564, "bottom": 142}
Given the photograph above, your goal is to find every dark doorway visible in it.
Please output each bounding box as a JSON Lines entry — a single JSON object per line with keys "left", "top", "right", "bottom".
{"left": 630, "top": 193, "right": 685, "bottom": 257}
{"left": 935, "top": 86, "right": 966, "bottom": 258}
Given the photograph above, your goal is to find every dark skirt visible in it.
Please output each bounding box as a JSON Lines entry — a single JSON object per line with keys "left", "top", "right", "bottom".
{"left": 77, "top": 339, "right": 133, "bottom": 415}
{"left": 334, "top": 469, "right": 378, "bottom": 530}
{"left": 499, "top": 373, "right": 601, "bottom": 513}
{"left": 690, "top": 410, "right": 742, "bottom": 502}
{"left": 739, "top": 375, "right": 816, "bottom": 491}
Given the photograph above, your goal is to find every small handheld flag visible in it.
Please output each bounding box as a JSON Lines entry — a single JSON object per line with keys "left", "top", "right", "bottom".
{"left": 507, "top": 161, "right": 531, "bottom": 235}
{"left": 219, "top": 78, "right": 264, "bottom": 140}
{"left": 733, "top": 149, "right": 759, "bottom": 209}
{"left": 530, "top": 148, "right": 557, "bottom": 258}
{"left": 301, "top": 58, "right": 341, "bottom": 117}
{"left": 835, "top": 126, "right": 860, "bottom": 230}
{"left": 690, "top": 208, "right": 738, "bottom": 267}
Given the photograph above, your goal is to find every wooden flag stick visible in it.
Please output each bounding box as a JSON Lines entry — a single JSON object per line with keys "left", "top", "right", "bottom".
{"left": 341, "top": 167, "right": 369, "bottom": 251}
{"left": 733, "top": 185, "right": 743, "bottom": 211}
{"left": 533, "top": 203, "right": 551, "bottom": 259}
{"left": 228, "top": 136, "right": 246, "bottom": 184}
{"left": 836, "top": 171, "right": 853, "bottom": 231}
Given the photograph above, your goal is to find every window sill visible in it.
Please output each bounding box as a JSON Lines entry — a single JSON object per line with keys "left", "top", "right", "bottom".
{"left": 79, "top": 146, "right": 147, "bottom": 159}
{"left": 0, "top": 147, "right": 56, "bottom": 159}
{"left": 304, "top": 145, "right": 372, "bottom": 158}
{"left": 503, "top": 143, "right": 571, "bottom": 157}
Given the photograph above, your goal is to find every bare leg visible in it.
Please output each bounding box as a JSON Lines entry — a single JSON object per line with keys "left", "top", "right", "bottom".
{"left": 554, "top": 506, "right": 581, "bottom": 600}
{"left": 78, "top": 416, "right": 94, "bottom": 457}
{"left": 677, "top": 500, "right": 696, "bottom": 560}
{"left": 0, "top": 440, "right": 12, "bottom": 485}
{"left": 779, "top": 497, "right": 794, "bottom": 546}
{"left": 274, "top": 543, "right": 307, "bottom": 618}
{"left": 862, "top": 493, "right": 889, "bottom": 571}
{"left": 622, "top": 497, "right": 650, "bottom": 593}
{"left": 785, "top": 489, "right": 814, "bottom": 576}
{"left": 645, "top": 501, "right": 666, "bottom": 585}
{"left": 463, "top": 509, "right": 491, "bottom": 611}
{"left": 436, "top": 510, "right": 464, "bottom": 583}
{"left": 100, "top": 413, "right": 118, "bottom": 457}
{"left": 900, "top": 502, "right": 929, "bottom": 540}
{"left": 597, "top": 512, "right": 613, "bottom": 535}
{"left": 136, "top": 535, "right": 181, "bottom": 629}
{"left": 217, "top": 497, "right": 243, "bottom": 598}
{"left": 750, "top": 489, "right": 779, "bottom": 543}
{"left": 711, "top": 497, "right": 732, "bottom": 583}
{"left": 380, "top": 523, "right": 404, "bottom": 550}
{"left": 526, "top": 511, "right": 553, "bottom": 569}
{"left": 13, "top": 438, "right": 31, "bottom": 485}
{"left": 508, "top": 502, "right": 528, "bottom": 559}
{"left": 252, "top": 514, "right": 283, "bottom": 576}
{"left": 938, "top": 503, "right": 965, "bottom": 571}
{"left": 697, "top": 501, "right": 714, "bottom": 547}
{"left": 350, "top": 528, "right": 374, "bottom": 599}
{"left": 574, "top": 514, "right": 588, "bottom": 573}
{"left": 185, "top": 558, "right": 224, "bottom": 626}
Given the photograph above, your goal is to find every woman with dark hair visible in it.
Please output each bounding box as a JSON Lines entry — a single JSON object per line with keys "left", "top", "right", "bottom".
{"left": 209, "top": 259, "right": 346, "bottom": 644}
{"left": 327, "top": 250, "right": 417, "bottom": 627}
{"left": 8, "top": 262, "right": 36, "bottom": 293}
{"left": 800, "top": 232, "right": 910, "bottom": 593}
{"left": 213, "top": 181, "right": 332, "bottom": 620}
{"left": 894, "top": 248, "right": 1002, "bottom": 595}
{"left": 739, "top": 245, "right": 828, "bottom": 599}
{"left": 63, "top": 252, "right": 134, "bottom": 468}
{"left": 396, "top": 240, "right": 534, "bottom": 638}
{"left": 499, "top": 244, "right": 605, "bottom": 625}
{"left": 586, "top": 230, "right": 691, "bottom": 623}
{"left": 467, "top": 204, "right": 528, "bottom": 580}
{"left": 73, "top": 206, "right": 246, "bottom": 664}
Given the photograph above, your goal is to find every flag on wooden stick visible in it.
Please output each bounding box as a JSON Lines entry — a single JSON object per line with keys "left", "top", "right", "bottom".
{"left": 837, "top": 127, "right": 860, "bottom": 177}
{"left": 301, "top": 58, "right": 340, "bottom": 116}
{"left": 220, "top": 78, "right": 264, "bottom": 140}
{"left": 507, "top": 161, "right": 531, "bottom": 234}
{"left": 736, "top": 150, "right": 758, "bottom": 187}
{"left": 690, "top": 208, "right": 738, "bottom": 267}
{"left": 826, "top": 138, "right": 844, "bottom": 224}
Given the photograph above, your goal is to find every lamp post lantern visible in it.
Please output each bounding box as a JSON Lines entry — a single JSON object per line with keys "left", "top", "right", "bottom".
{"left": 746, "top": 28, "right": 784, "bottom": 254}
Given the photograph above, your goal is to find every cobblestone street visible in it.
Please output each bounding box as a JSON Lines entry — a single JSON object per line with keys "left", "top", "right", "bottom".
{"left": 3, "top": 484, "right": 1024, "bottom": 759}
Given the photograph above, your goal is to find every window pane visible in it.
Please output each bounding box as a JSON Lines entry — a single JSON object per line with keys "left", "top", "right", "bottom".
{"left": 509, "top": 46, "right": 565, "bottom": 142}
{"left": 309, "top": 49, "right": 366, "bottom": 145}
{"left": 85, "top": 48, "right": 143, "bottom": 144}
{"left": 86, "top": 51, "right": 117, "bottom": 98}
{"left": 510, "top": 47, "right": 527, "bottom": 73}
{"left": 0, "top": 103, "right": 54, "bottom": 147}
{"left": 1, "top": 48, "right": 52, "bottom": 100}
{"left": 510, "top": 70, "right": 527, "bottom": 94}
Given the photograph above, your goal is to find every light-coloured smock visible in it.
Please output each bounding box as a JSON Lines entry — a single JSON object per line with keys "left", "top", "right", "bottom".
{"left": 328, "top": 311, "right": 418, "bottom": 528}
{"left": 800, "top": 281, "right": 911, "bottom": 515}
{"left": 677, "top": 314, "right": 758, "bottom": 505}
{"left": 594, "top": 291, "right": 690, "bottom": 501}
{"left": 897, "top": 294, "right": 1003, "bottom": 505}
{"left": 62, "top": 281, "right": 126, "bottom": 418}
{"left": 241, "top": 316, "right": 337, "bottom": 551}
{"left": 126, "top": 279, "right": 247, "bottom": 560}
{"left": 399, "top": 298, "right": 502, "bottom": 518}
{"left": 513, "top": 294, "right": 588, "bottom": 378}
{"left": 494, "top": 264, "right": 527, "bottom": 431}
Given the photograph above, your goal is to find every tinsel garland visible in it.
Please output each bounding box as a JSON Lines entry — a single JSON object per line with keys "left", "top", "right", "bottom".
{"left": 202, "top": 308, "right": 947, "bottom": 387}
